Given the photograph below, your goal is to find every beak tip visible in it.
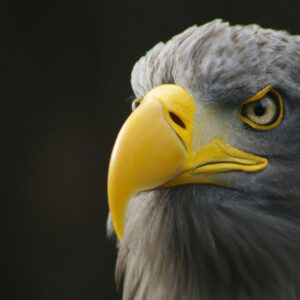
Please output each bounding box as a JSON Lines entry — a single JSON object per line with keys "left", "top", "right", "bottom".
{"left": 115, "top": 226, "right": 123, "bottom": 241}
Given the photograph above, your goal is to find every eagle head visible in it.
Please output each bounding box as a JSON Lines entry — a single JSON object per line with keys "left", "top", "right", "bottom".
{"left": 107, "top": 20, "right": 300, "bottom": 300}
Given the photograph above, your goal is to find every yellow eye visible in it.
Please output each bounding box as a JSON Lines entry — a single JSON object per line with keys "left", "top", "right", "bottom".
{"left": 240, "top": 86, "right": 283, "bottom": 130}
{"left": 242, "top": 96, "right": 278, "bottom": 125}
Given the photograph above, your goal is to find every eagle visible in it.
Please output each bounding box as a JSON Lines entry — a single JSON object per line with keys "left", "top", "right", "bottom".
{"left": 106, "top": 20, "right": 300, "bottom": 300}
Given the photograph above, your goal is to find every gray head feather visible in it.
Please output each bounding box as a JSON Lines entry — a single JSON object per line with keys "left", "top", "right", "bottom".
{"left": 108, "top": 19, "right": 300, "bottom": 300}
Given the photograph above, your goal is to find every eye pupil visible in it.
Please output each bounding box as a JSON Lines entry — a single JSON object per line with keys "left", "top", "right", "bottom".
{"left": 254, "top": 102, "right": 266, "bottom": 117}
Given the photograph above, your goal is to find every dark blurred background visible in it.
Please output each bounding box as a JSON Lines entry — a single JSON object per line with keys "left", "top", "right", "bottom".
{"left": 3, "top": 0, "right": 300, "bottom": 299}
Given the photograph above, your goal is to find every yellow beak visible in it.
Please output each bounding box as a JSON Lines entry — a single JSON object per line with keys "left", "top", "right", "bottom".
{"left": 108, "top": 85, "right": 268, "bottom": 240}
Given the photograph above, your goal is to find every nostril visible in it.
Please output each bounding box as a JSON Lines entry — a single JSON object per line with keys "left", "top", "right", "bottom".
{"left": 169, "top": 112, "right": 186, "bottom": 129}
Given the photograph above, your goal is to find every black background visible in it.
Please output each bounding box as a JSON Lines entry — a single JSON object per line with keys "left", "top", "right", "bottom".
{"left": 3, "top": 0, "right": 300, "bottom": 299}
